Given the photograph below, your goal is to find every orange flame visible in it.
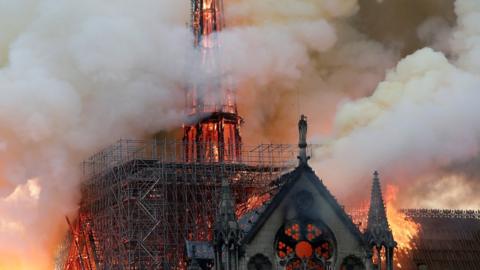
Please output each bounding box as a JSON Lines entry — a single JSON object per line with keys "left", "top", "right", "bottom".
{"left": 347, "top": 184, "right": 420, "bottom": 268}
{"left": 385, "top": 185, "right": 421, "bottom": 252}
{"left": 236, "top": 193, "right": 270, "bottom": 217}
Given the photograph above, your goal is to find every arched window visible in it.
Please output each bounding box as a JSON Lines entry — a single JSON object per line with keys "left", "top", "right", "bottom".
{"left": 340, "top": 255, "right": 365, "bottom": 270}
{"left": 275, "top": 220, "right": 336, "bottom": 270}
{"left": 247, "top": 254, "right": 272, "bottom": 270}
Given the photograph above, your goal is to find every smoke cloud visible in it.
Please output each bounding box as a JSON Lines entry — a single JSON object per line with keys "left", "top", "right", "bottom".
{"left": 0, "top": 0, "right": 477, "bottom": 268}
{"left": 0, "top": 0, "right": 190, "bottom": 268}
{"left": 314, "top": 0, "right": 480, "bottom": 209}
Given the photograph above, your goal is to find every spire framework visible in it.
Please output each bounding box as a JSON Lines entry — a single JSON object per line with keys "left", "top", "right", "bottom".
{"left": 184, "top": 0, "right": 242, "bottom": 163}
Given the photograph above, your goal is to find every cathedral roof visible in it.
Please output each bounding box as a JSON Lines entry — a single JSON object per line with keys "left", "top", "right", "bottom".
{"left": 240, "top": 164, "right": 366, "bottom": 245}
{"left": 238, "top": 202, "right": 268, "bottom": 235}
{"left": 402, "top": 209, "right": 480, "bottom": 269}
{"left": 239, "top": 115, "right": 365, "bottom": 245}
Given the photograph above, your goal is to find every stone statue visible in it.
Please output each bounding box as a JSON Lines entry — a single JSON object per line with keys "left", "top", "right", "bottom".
{"left": 298, "top": 114, "right": 307, "bottom": 148}
{"left": 298, "top": 115, "right": 309, "bottom": 165}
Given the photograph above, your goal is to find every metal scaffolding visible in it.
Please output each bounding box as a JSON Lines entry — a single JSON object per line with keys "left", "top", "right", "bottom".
{"left": 62, "top": 139, "right": 304, "bottom": 270}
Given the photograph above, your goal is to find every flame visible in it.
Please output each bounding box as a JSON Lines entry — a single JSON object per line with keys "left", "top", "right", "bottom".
{"left": 384, "top": 185, "right": 420, "bottom": 253}
{"left": 347, "top": 184, "right": 421, "bottom": 268}
{"left": 347, "top": 201, "right": 369, "bottom": 231}
{"left": 236, "top": 193, "right": 270, "bottom": 217}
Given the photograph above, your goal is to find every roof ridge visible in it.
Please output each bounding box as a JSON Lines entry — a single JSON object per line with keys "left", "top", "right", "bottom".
{"left": 242, "top": 166, "right": 366, "bottom": 245}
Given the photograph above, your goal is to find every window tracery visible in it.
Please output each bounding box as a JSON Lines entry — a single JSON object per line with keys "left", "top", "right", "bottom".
{"left": 275, "top": 220, "right": 336, "bottom": 270}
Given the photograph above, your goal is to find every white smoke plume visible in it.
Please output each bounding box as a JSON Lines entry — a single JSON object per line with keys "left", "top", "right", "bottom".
{"left": 0, "top": 0, "right": 476, "bottom": 268}
{"left": 219, "top": 0, "right": 400, "bottom": 144}
{"left": 0, "top": 0, "right": 190, "bottom": 268}
{"left": 315, "top": 0, "right": 480, "bottom": 209}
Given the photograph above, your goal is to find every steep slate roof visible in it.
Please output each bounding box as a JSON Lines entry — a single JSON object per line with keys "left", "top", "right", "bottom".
{"left": 401, "top": 209, "right": 480, "bottom": 269}
{"left": 240, "top": 164, "right": 366, "bottom": 245}
{"left": 238, "top": 203, "right": 268, "bottom": 235}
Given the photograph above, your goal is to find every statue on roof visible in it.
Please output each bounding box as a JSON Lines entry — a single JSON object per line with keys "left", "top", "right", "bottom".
{"left": 298, "top": 115, "right": 309, "bottom": 165}
{"left": 298, "top": 115, "right": 307, "bottom": 147}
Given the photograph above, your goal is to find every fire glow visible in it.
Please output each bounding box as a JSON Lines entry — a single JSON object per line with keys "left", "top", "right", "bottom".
{"left": 385, "top": 185, "right": 421, "bottom": 253}
{"left": 348, "top": 184, "right": 421, "bottom": 268}
{"left": 0, "top": 178, "right": 49, "bottom": 270}
{"left": 239, "top": 184, "right": 421, "bottom": 266}
{"left": 236, "top": 193, "right": 270, "bottom": 217}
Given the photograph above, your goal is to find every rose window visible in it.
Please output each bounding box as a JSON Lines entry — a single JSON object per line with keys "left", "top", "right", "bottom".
{"left": 275, "top": 221, "right": 336, "bottom": 270}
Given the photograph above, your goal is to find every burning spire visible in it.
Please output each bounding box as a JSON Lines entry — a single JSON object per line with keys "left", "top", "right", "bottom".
{"left": 184, "top": 0, "right": 242, "bottom": 162}
{"left": 366, "top": 171, "right": 396, "bottom": 270}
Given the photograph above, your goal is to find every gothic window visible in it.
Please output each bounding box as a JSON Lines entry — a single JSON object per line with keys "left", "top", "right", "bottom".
{"left": 340, "top": 255, "right": 365, "bottom": 270}
{"left": 275, "top": 220, "right": 336, "bottom": 270}
{"left": 247, "top": 254, "right": 273, "bottom": 270}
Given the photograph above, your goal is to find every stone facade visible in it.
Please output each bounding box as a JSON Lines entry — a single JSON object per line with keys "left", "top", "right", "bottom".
{"left": 240, "top": 166, "right": 372, "bottom": 270}
{"left": 189, "top": 116, "right": 395, "bottom": 270}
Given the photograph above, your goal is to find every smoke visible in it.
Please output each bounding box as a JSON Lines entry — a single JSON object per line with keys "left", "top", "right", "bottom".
{"left": 313, "top": 0, "right": 480, "bottom": 209}
{"left": 216, "top": 0, "right": 479, "bottom": 212}
{"left": 219, "top": 1, "right": 400, "bottom": 144}
{"left": 0, "top": 0, "right": 190, "bottom": 268}
{"left": 0, "top": 0, "right": 477, "bottom": 268}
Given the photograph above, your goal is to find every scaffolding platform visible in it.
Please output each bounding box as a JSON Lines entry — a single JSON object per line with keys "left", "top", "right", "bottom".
{"left": 60, "top": 139, "right": 306, "bottom": 270}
